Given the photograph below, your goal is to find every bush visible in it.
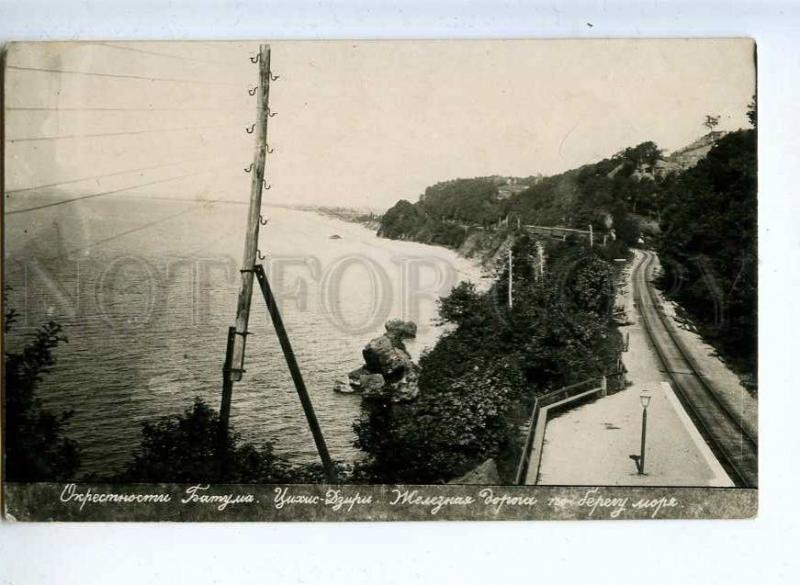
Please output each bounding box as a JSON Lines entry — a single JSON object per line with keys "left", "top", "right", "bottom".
{"left": 116, "top": 398, "right": 326, "bottom": 483}
{"left": 4, "top": 298, "right": 79, "bottom": 482}
{"left": 353, "top": 354, "right": 524, "bottom": 484}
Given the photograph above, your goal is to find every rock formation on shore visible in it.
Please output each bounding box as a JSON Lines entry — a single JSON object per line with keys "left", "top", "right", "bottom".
{"left": 384, "top": 319, "right": 418, "bottom": 343}
{"left": 337, "top": 320, "right": 420, "bottom": 403}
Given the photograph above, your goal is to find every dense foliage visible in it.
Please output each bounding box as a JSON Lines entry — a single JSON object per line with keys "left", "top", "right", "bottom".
{"left": 377, "top": 199, "right": 426, "bottom": 239}
{"left": 657, "top": 127, "right": 757, "bottom": 380}
{"left": 353, "top": 237, "right": 622, "bottom": 484}
{"left": 4, "top": 298, "right": 80, "bottom": 482}
{"left": 418, "top": 178, "right": 504, "bottom": 224}
{"left": 354, "top": 351, "right": 524, "bottom": 484}
{"left": 378, "top": 178, "right": 507, "bottom": 248}
{"left": 116, "top": 398, "right": 328, "bottom": 483}
{"left": 505, "top": 142, "right": 663, "bottom": 240}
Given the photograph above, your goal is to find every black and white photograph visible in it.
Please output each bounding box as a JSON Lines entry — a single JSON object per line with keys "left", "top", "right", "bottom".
{"left": 2, "top": 38, "right": 757, "bottom": 520}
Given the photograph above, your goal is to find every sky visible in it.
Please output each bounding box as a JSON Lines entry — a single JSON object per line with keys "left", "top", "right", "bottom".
{"left": 4, "top": 39, "right": 755, "bottom": 211}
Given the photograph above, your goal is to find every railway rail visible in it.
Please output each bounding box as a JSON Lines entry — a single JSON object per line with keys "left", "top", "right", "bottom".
{"left": 632, "top": 250, "right": 758, "bottom": 487}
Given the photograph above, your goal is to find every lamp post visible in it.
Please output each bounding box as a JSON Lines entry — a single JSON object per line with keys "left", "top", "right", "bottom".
{"left": 630, "top": 391, "right": 651, "bottom": 475}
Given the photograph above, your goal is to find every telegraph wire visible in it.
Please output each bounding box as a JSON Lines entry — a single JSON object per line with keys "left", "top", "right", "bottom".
{"left": 89, "top": 42, "right": 245, "bottom": 69}
{"left": 6, "top": 64, "right": 242, "bottom": 87}
{"left": 45, "top": 206, "right": 202, "bottom": 263}
{"left": 5, "top": 167, "right": 230, "bottom": 215}
{"left": 6, "top": 106, "right": 233, "bottom": 112}
{"left": 7, "top": 123, "right": 236, "bottom": 144}
{"left": 5, "top": 46, "right": 270, "bottom": 250}
{"left": 4, "top": 156, "right": 219, "bottom": 195}
{"left": 57, "top": 207, "right": 201, "bottom": 260}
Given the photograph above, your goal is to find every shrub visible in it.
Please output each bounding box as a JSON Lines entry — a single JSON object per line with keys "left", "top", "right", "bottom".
{"left": 4, "top": 299, "right": 79, "bottom": 482}
{"left": 353, "top": 354, "right": 524, "bottom": 484}
{"left": 116, "top": 398, "right": 324, "bottom": 483}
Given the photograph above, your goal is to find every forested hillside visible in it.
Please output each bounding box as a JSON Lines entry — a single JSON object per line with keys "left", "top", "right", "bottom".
{"left": 657, "top": 112, "right": 757, "bottom": 382}
{"left": 379, "top": 106, "right": 757, "bottom": 384}
{"left": 379, "top": 141, "right": 669, "bottom": 250}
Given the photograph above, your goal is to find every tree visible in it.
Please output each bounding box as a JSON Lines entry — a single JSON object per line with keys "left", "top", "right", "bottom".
{"left": 704, "top": 114, "right": 721, "bottom": 131}
{"left": 621, "top": 141, "right": 663, "bottom": 171}
{"left": 377, "top": 199, "right": 426, "bottom": 240}
{"left": 4, "top": 295, "right": 79, "bottom": 482}
{"left": 657, "top": 127, "right": 756, "bottom": 377}
{"left": 747, "top": 96, "right": 757, "bottom": 128}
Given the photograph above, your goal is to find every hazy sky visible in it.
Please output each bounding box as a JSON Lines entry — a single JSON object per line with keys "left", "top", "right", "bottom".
{"left": 5, "top": 39, "right": 755, "bottom": 211}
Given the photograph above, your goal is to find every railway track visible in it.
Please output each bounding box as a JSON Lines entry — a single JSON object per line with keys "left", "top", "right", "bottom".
{"left": 632, "top": 250, "right": 758, "bottom": 487}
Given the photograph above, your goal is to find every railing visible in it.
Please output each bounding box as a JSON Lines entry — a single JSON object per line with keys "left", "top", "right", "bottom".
{"left": 431, "top": 219, "right": 602, "bottom": 239}
{"left": 523, "top": 224, "right": 592, "bottom": 240}
{"left": 539, "top": 378, "right": 599, "bottom": 407}
{"left": 514, "top": 375, "right": 608, "bottom": 485}
{"left": 513, "top": 397, "right": 541, "bottom": 485}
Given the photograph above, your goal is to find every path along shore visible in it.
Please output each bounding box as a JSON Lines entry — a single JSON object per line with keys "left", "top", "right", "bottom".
{"left": 537, "top": 250, "right": 738, "bottom": 487}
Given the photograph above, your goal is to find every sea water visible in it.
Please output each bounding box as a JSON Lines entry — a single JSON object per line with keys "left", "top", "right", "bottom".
{"left": 3, "top": 195, "right": 485, "bottom": 475}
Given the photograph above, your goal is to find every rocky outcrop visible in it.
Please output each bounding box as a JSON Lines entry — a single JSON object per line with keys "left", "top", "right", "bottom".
{"left": 385, "top": 365, "right": 420, "bottom": 402}
{"left": 448, "top": 459, "right": 501, "bottom": 485}
{"left": 362, "top": 335, "right": 410, "bottom": 377}
{"left": 339, "top": 321, "right": 420, "bottom": 403}
{"left": 655, "top": 131, "right": 726, "bottom": 176}
{"left": 385, "top": 319, "right": 417, "bottom": 341}
{"left": 347, "top": 367, "right": 386, "bottom": 397}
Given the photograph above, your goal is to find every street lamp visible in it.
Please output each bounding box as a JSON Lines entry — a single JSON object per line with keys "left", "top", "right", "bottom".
{"left": 630, "top": 391, "right": 651, "bottom": 475}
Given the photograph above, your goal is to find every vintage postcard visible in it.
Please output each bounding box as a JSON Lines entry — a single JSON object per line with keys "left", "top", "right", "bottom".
{"left": 1, "top": 39, "right": 757, "bottom": 521}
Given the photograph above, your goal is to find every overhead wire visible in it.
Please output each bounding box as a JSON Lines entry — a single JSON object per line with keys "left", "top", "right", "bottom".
{"left": 5, "top": 164, "right": 240, "bottom": 215}
{"left": 5, "top": 45, "right": 262, "bottom": 223}
{"left": 50, "top": 207, "right": 202, "bottom": 261}
{"left": 4, "top": 156, "right": 220, "bottom": 195}
{"left": 6, "top": 123, "right": 238, "bottom": 143}
{"left": 89, "top": 42, "right": 247, "bottom": 69}
{"left": 6, "top": 106, "right": 233, "bottom": 112}
{"left": 6, "top": 64, "right": 243, "bottom": 87}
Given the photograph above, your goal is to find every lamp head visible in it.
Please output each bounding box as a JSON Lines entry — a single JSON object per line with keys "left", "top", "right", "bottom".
{"left": 640, "top": 393, "right": 651, "bottom": 409}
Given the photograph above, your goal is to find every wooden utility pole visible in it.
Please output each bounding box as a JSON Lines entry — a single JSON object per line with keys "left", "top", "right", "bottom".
{"left": 508, "top": 248, "right": 513, "bottom": 309}
{"left": 220, "top": 44, "right": 272, "bottom": 433}
{"left": 218, "top": 45, "right": 337, "bottom": 482}
{"left": 537, "top": 242, "right": 545, "bottom": 280}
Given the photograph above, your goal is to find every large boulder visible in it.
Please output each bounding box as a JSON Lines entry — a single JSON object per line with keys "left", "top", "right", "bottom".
{"left": 359, "top": 372, "right": 387, "bottom": 398}
{"left": 362, "top": 335, "right": 412, "bottom": 376}
{"left": 385, "top": 319, "right": 417, "bottom": 341}
{"left": 340, "top": 332, "right": 421, "bottom": 403}
{"left": 347, "top": 366, "right": 386, "bottom": 395}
